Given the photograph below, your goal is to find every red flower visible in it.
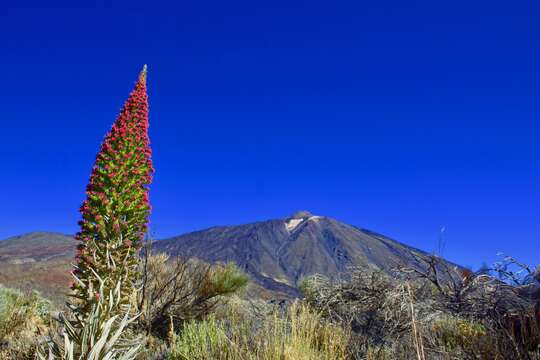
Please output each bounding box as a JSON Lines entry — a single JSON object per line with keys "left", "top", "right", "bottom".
{"left": 72, "top": 66, "right": 153, "bottom": 312}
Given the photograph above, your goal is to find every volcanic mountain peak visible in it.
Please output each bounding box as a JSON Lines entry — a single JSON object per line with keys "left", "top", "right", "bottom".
{"left": 285, "top": 211, "right": 321, "bottom": 232}
{"left": 153, "top": 212, "right": 452, "bottom": 296}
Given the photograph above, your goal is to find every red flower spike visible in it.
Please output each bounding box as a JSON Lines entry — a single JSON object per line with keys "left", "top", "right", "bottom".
{"left": 70, "top": 66, "right": 153, "bottom": 315}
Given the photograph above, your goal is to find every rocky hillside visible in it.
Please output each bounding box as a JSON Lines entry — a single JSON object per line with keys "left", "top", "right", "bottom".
{"left": 0, "top": 232, "right": 75, "bottom": 302}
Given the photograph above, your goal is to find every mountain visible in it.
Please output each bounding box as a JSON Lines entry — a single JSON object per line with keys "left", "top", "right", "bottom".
{"left": 154, "top": 211, "right": 448, "bottom": 296}
{"left": 0, "top": 212, "right": 457, "bottom": 299}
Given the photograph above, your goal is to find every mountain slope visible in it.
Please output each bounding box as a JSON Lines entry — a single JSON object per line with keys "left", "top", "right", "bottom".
{"left": 0, "top": 232, "right": 75, "bottom": 263}
{"left": 0, "top": 232, "right": 76, "bottom": 302}
{"left": 154, "top": 211, "right": 444, "bottom": 295}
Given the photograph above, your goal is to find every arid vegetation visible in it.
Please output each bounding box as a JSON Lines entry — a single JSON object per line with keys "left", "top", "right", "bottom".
{"left": 1, "top": 254, "right": 538, "bottom": 359}
{"left": 300, "top": 255, "right": 540, "bottom": 359}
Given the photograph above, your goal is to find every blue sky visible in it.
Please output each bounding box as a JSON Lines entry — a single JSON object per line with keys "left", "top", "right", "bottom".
{"left": 1, "top": 0, "right": 539, "bottom": 269}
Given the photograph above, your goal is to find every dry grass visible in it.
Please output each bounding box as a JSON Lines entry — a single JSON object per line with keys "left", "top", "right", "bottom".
{"left": 168, "top": 299, "right": 350, "bottom": 360}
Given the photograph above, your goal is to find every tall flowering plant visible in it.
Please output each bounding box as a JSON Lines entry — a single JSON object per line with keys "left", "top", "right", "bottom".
{"left": 71, "top": 66, "right": 153, "bottom": 317}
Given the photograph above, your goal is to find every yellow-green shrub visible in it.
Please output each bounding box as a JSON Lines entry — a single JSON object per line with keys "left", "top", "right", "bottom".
{"left": 0, "top": 286, "right": 52, "bottom": 359}
{"left": 168, "top": 299, "right": 350, "bottom": 360}
{"left": 430, "top": 316, "right": 497, "bottom": 359}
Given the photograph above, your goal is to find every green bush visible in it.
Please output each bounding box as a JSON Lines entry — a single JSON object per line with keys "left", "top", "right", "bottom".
{"left": 208, "top": 262, "right": 249, "bottom": 296}
{"left": 168, "top": 317, "right": 231, "bottom": 360}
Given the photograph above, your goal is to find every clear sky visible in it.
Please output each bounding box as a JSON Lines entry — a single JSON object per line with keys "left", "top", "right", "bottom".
{"left": 1, "top": 0, "right": 539, "bottom": 269}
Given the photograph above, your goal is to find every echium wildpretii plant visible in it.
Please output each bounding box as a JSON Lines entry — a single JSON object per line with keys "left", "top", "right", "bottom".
{"left": 71, "top": 65, "right": 154, "bottom": 317}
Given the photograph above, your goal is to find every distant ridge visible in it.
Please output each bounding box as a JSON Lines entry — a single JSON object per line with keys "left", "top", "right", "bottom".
{"left": 0, "top": 232, "right": 76, "bottom": 302}
{"left": 0, "top": 232, "right": 75, "bottom": 263}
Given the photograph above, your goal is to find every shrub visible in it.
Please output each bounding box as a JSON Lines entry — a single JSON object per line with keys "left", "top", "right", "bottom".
{"left": 300, "top": 262, "right": 540, "bottom": 360}
{"left": 137, "top": 249, "right": 248, "bottom": 339}
{"left": 168, "top": 316, "right": 230, "bottom": 360}
{"left": 0, "top": 286, "right": 52, "bottom": 359}
{"left": 429, "top": 316, "right": 497, "bottom": 359}
{"left": 299, "top": 270, "right": 412, "bottom": 350}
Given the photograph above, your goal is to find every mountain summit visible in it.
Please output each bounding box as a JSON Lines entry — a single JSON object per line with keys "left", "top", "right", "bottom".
{"left": 154, "top": 212, "right": 440, "bottom": 295}
{"left": 289, "top": 210, "right": 315, "bottom": 219}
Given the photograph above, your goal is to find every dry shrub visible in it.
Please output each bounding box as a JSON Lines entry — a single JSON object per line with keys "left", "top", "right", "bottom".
{"left": 137, "top": 248, "right": 249, "bottom": 339}
{"left": 299, "top": 270, "right": 412, "bottom": 354}
{"left": 0, "top": 286, "right": 52, "bottom": 359}
{"left": 401, "top": 255, "right": 540, "bottom": 359}
{"left": 300, "top": 259, "right": 540, "bottom": 360}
